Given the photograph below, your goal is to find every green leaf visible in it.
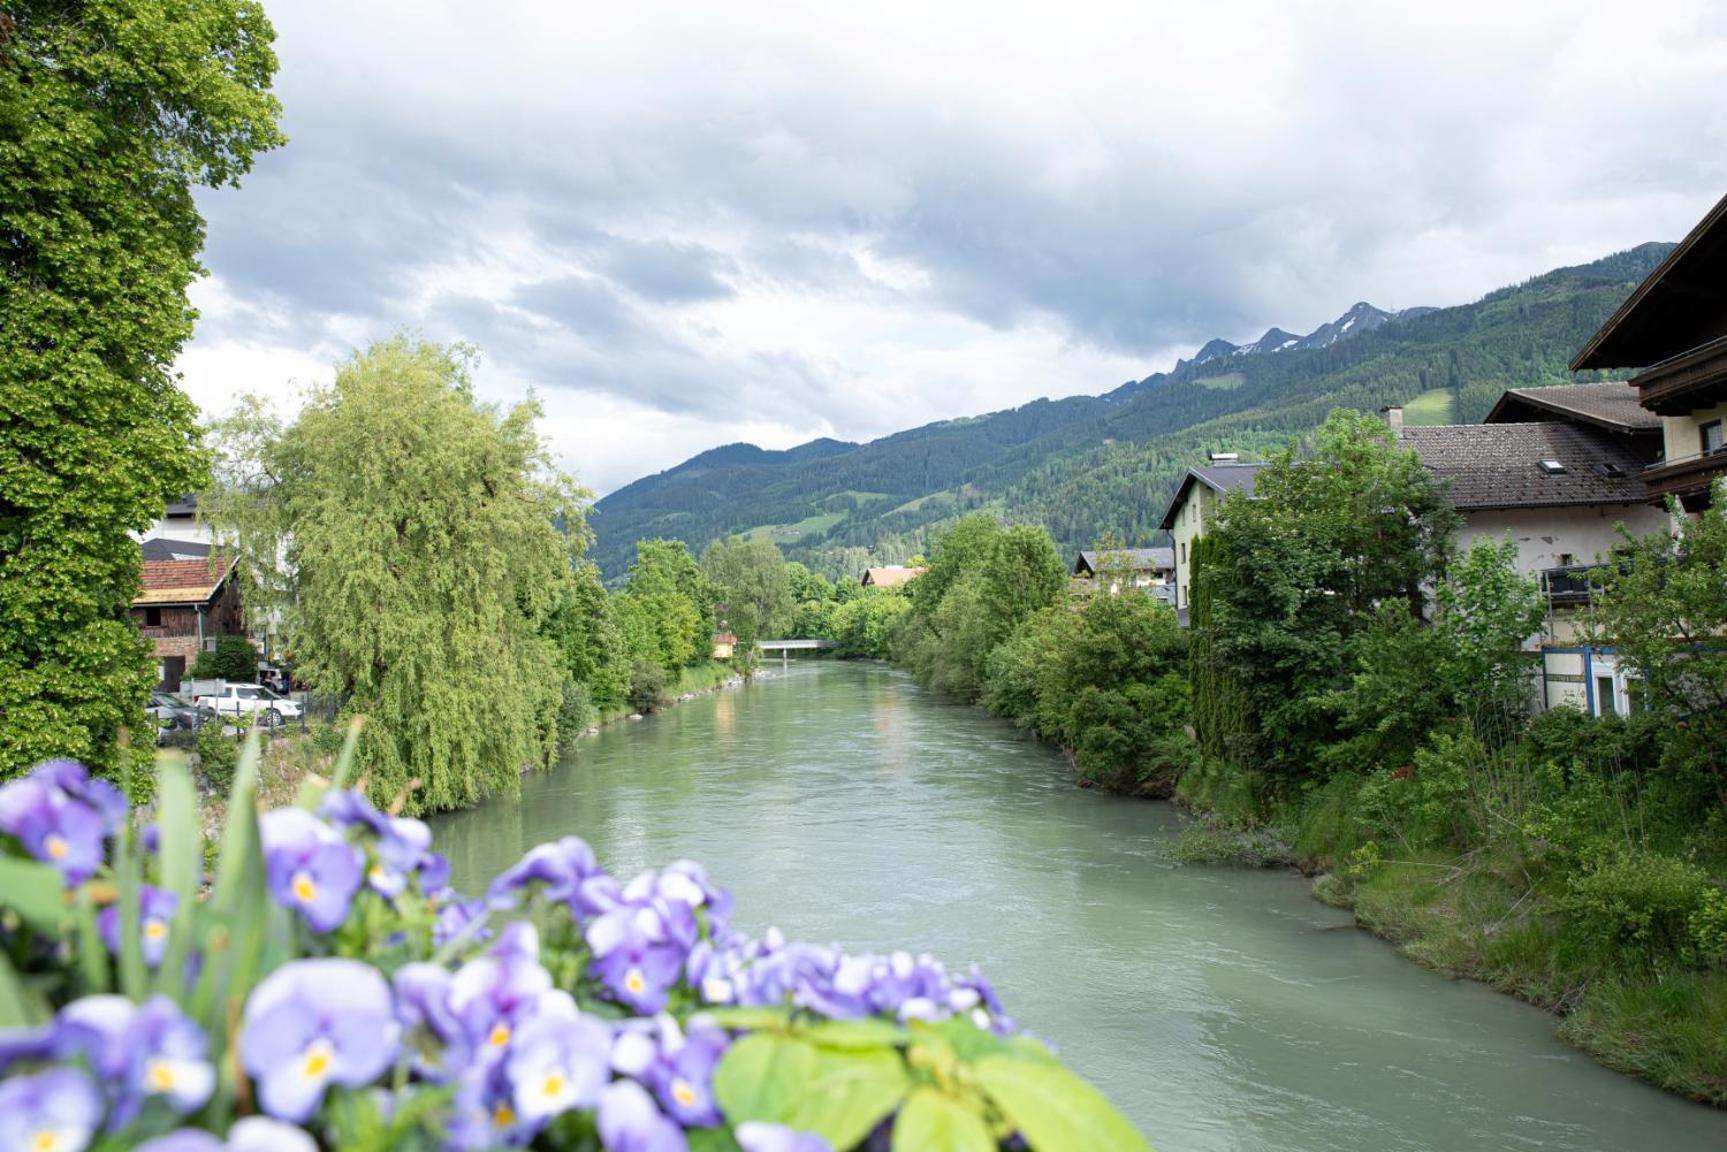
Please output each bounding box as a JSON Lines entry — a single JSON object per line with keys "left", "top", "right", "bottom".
{"left": 74, "top": 887, "right": 110, "bottom": 994}
{"left": 686, "top": 1129, "right": 744, "bottom": 1152}
{"left": 329, "top": 716, "right": 366, "bottom": 793}
{"left": 0, "top": 951, "right": 44, "bottom": 1028}
{"left": 153, "top": 757, "right": 202, "bottom": 1000}
{"left": 974, "top": 1055, "right": 1151, "bottom": 1152}
{"left": 713, "top": 1032, "right": 820, "bottom": 1126}
{"left": 704, "top": 1005, "right": 794, "bottom": 1032}
{"left": 892, "top": 1087, "right": 995, "bottom": 1152}
{"left": 922, "top": 1016, "right": 1012, "bottom": 1062}
{"left": 115, "top": 821, "right": 148, "bottom": 999}
{"left": 0, "top": 857, "right": 68, "bottom": 929}
{"left": 780, "top": 1046, "right": 910, "bottom": 1152}
{"left": 803, "top": 1016, "right": 909, "bottom": 1050}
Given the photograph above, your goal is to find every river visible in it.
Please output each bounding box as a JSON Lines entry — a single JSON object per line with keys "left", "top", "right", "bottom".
{"left": 432, "top": 660, "right": 1727, "bottom": 1151}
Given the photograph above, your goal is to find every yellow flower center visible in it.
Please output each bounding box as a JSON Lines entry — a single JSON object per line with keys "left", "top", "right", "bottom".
{"left": 671, "top": 1077, "right": 697, "bottom": 1107}
{"left": 30, "top": 1128, "right": 66, "bottom": 1152}
{"left": 301, "top": 1039, "right": 334, "bottom": 1081}
{"left": 624, "top": 967, "right": 646, "bottom": 995}
{"left": 146, "top": 1058, "right": 178, "bottom": 1093}
{"left": 44, "top": 835, "right": 68, "bottom": 861}
{"left": 492, "top": 1104, "right": 516, "bottom": 1129}
{"left": 291, "top": 871, "right": 318, "bottom": 904}
{"left": 488, "top": 1023, "right": 511, "bottom": 1048}
{"left": 369, "top": 865, "right": 389, "bottom": 886}
{"left": 144, "top": 919, "right": 169, "bottom": 942}
{"left": 540, "top": 1071, "right": 566, "bottom": 1099}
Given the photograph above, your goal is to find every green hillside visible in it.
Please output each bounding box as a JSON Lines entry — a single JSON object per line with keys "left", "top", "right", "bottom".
{"left": 590, "top": 243, "right": 1670, "bottom": 580}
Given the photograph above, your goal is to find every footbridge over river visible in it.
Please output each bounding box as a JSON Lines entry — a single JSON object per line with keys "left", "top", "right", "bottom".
{"left": 756, "top": 638, "right": 834, "bottom": 665}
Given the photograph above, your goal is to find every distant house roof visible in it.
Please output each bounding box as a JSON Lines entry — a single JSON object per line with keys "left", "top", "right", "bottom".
{"left": 1157, "top": 463, "right": 1268, "bottom": 530}
{"left": 133, "top": 555, "right": 236, "bottom": 608}
{"left": 1572, "top": 192, "right": 1727, "bottom": 371}
{"left": 1483, "top": 382, "right": 1660, "bottom": 435}
{"left": 141, "top": 538, "right": 212, "bottom": 562}
{"left": 164, "top": 494, "right": 198, "bottom": 518}
{"left": 1073, "top": 548, "right": 1174, "bottom": 577}
{"left": 860, "top": 565, "right": 926, "bottom": 588}
{"left": 1399, "top": 423, "right": 1651, "bottom": 511}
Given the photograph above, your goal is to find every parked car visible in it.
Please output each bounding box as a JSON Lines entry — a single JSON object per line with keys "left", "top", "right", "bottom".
{"left": 192, "top": 682, "right": 302, "bottom": 727}
{"left": 148, "top": 692, "right": 213, "bottom": 736}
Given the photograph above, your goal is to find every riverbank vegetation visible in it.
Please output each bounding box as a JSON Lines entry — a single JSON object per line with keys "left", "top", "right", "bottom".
{"left": 1176, "top": 412, "right": 1727, "bottom": 1104}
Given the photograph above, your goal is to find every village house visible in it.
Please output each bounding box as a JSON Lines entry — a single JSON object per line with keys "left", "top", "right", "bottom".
{"left": 1070, "top": 547, "right": 1175, "bottom": 601}
{"left": 1157, "top": 457, "right": 1267, "bottom": 610}
{"left": 143, "top": 494, "right": 212, "bottom": 549}
{"left": 860, "top": 565, "right": 926, "bottom": 588}
{"left": 1570, "top": 190, "right": 1727, "bottom": 513}
{"left": 131, "top": 555, "right": 243, "bottom": 692}
{"left": 1391, "top": 388, "right": 1670, "bottom": 718}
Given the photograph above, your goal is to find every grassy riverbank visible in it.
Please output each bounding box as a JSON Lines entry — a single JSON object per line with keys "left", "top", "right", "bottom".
{"left": 1174, "top": 764, "right": 1727, "bottom": 1106}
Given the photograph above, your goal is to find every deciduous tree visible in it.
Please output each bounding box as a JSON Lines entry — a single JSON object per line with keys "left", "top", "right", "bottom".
{"left": 0, "top": 0, "right": 283, "bottom": 779}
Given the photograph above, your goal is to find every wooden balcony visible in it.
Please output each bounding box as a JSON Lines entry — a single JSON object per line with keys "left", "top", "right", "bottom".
{"left": 1643, "top": 446, "right": 1727, "bottom": 510}
{"left": 1632, "top": 336, "right": 1727, "bottom": 415}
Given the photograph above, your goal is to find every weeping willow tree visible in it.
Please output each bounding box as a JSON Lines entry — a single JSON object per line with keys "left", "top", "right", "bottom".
{"left": 206, "top": 336, "right": 587, "bottom": 812}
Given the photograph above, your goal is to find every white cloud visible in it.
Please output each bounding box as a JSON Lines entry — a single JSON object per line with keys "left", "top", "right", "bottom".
{"left": 182, "top": 0, "right": 1727, "bottom": 493}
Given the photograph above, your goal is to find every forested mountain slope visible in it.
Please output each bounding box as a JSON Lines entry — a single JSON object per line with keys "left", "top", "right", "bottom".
{"left": 590, "top": 243, "right": 1671, "bottom": 580}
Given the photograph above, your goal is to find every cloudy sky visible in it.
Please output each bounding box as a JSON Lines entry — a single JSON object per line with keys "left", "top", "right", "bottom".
{"left": 181, "top": 0, "right": 1727, "bottom": 494}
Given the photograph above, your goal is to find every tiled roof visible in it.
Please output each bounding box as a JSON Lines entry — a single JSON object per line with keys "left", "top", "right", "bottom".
{"left": 1158, "top": 462, "right": 1268, "bottom": 530}
{"left": 1484, "top": 382, "right": 1660, "bottom": 433}
{"left": 141, "top": 538, "right": 212, "bottom": 561}
{"left": 134, "top": 556, "right": 234, "bottom": 607}
{"left": 1075, "top": 548, "right": 1174, "bottom": 574}
{"left": 1399, "top": 422, "right": 1650, "bottom": 510}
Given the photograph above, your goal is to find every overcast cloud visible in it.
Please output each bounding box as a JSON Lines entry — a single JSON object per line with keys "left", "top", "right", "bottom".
{"left": 179, "top": 0, "right": 1727, "bottom": 493}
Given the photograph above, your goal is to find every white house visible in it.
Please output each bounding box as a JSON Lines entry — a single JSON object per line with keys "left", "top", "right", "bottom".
{"left": 1157, "top": 461, "right": 1267, "bottom": 612}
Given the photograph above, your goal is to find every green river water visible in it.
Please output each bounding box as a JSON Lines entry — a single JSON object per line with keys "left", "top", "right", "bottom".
{"left": 433, "top": 660, "right": 1727, "bottom": 1151}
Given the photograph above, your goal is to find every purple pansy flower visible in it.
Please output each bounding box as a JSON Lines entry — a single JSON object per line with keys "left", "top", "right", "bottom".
{"left": 97, "top": 884, "right": 178, "bottom": 968}
{"left": 393, "top": 963, "right": 468, "bottom": 1081}
{"left": 55, "top": 994, "right": 214, "bottom": 1127}
{"left": 486, "top": 836, "right": 617, "bottom": 918}
{"left": 226, "top": 1117, "right": 319, "bottom": 1152}
{"left": 133, "top": 1132, "right": 223, "bottom": 1152}
{"left": 318, "top": 790, "right": 446, "bottom": 899}
{"left": 446, "top": 923, "right": 554, "bottom": 1063}
{"left": 446, "top": 1064, "right": 531, "bottom": 1152}
{"left": 587, "top": 899, "right": 695, "bottom": 1014}
{"left": 258, "top": 808, "right": 363, "bottom": 933}
{"left": 239, "top": 958, "right": 399, "bottom": 1123}
{"left": 33, "top": 760, "right": 128, "bottom": 835}
{"left": 0, "top": 1021, "right": 57, "bottom": 1076}
{"left": 735, "top": 1124, "right": 834, "bottom": 1152}
{"left": 432, "top": 894, "right": 490, "bottom": 948}
{"left": 502, "top": 989, "right": 611, "bottom": 1125}
{"left": 0, "top": 776, "right": 106, "bottom": 886}
{"left": 597, "top": 1079, "right": 687, "bottom": 1152}
{"left": 0, "top": 1067, "right": 103, "bottom": 1152}
{"left": 612, "top": 1014, "right": 729, "bottom": 1127}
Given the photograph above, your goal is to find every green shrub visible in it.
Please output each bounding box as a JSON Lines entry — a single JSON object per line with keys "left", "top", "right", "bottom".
{"left": 195, "top": 724, "right": 239, "bottom": 793}
{"left": 1561, "top": 850, "right": 1711, "bottom": 971}
{"left": 189, "top": 634, "right": 260, "bottom": 683}
{"left": 557, "top": 679, "right": 596, "bottom": 754}
{"left": 626, "top": 658, "right": 668, "bottom": 715}
{"left": 1692, "top": 887, "right": 1727, "bottom": 967}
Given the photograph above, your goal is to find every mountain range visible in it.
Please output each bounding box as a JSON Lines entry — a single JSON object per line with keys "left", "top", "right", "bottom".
{"left": 588, "top": 243, "right": 1671, "bottom": 581}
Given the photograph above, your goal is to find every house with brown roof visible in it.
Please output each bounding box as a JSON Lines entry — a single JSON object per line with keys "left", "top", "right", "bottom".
{"left": 1570, "top": 192, "right": 1727, "bottom": 512}
{"left": 1395, "top": 414, "right": 1669, "bottom": 581}
{"left": 132, "top": 555, "right": 243, "bottom": 691}
{"left": 1392, "top": 387, "right": 1674, "bottom": 718}
{"left": 860, "top": 565, "right": 925, "bottom": 589}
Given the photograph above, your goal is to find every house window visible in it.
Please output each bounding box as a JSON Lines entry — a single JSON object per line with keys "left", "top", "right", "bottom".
{"left": 1596, "top": 675, "right": 1616, "bottom": 717}
{"left": 1180, "top": 541, "right": 1187, "bottom": 565}
{"left": 144, "top": 607, "right": 161, "bottom": 628}
{"left": 1703, "top": 420, "right": 1724, "bottom": 455}
{"left": 1557, "top": 553, "right": 1575, "bottom": 568}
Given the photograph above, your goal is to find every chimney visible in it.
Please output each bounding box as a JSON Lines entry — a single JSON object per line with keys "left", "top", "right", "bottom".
{"left": 1207, "top": 450, "right": 1239, "bottom": 463}
{"left": 1380, "top": 405, "right": 1403, "bottom": 431}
